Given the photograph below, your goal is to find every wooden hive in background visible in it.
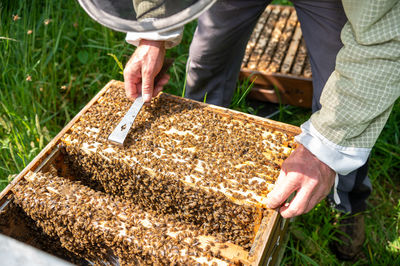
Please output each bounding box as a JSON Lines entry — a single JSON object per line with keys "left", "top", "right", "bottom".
{"left": 240, "top": 5, "right": 313, "bottom": 108}
{"left": 0, "top": 80, "right": 300, "bottom": 265}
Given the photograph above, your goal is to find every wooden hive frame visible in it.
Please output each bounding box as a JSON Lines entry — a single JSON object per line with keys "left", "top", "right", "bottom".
{"left": 240, "top": 5, "right": 313, "bottom": 108}
{"left": 0, "top": 80, "right": 300, "bottom": 265}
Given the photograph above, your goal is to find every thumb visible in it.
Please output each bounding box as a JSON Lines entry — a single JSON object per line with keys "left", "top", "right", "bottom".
{"left": 141, "top": 74, "right": 154, "bottom": 103}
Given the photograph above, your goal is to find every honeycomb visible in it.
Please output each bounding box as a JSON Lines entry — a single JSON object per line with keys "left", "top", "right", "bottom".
{"left": 9, "top": 81, "right": 297, "bottom": 264}
{"left": 13, "top": 171, "right": 250, "bottom": 265}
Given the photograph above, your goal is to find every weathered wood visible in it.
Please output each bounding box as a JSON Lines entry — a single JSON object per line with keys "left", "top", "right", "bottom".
{"left": 292, "top": 38, "right": 307, "bottom": 75}
{"left": 247, "top": 7, "right": 281, "bottom": 70}
{"left": 303, "top": 56, "right": 312, "bottom": 78}
{"left": 240, "top": 70, "right": 313, "bottom": 108}
{"left": 248, "top": 211, "right": 287, "bottom": 266}
{"left": 242, "top": 6, "right": 272, "bottom": 68}
{"left": 280, "top": 22, "right": 302, "bottom": 74}
{"left": 258, "top": 8, "right": 291, "bottom": 71}
{"left": 240, "top": 5, "right": 313, "bottom": 108}
{"left": 267, "top": 10, "right": 298, "bottom": 73}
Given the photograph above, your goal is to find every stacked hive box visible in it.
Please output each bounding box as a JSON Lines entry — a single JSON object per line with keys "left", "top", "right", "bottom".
{"left": 0, "top": 80, "right": 300, "bottom": 265}
{"left": 240, "top": 5, "right": 313, "bottom": 107}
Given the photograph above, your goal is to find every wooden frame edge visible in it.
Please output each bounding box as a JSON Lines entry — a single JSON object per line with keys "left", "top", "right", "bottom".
{"left": 248, "top": 211, "right": 280, "bottom": 265}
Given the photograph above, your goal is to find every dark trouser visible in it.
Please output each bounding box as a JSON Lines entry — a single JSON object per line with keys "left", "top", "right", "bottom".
{"left": 185, "top": 0, "right": 371, "bottom": 214}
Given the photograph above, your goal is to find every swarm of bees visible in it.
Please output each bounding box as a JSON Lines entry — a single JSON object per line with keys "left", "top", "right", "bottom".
{"left": 12, "top": 171, "right": 242, "bottom": 265}
{"left": 11, "top": 82, "right": 296, "bottom": 264}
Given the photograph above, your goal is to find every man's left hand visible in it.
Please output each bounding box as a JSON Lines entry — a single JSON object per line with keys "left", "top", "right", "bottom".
{"left": 265, "top": 144, "right": 336, "bottom": 218}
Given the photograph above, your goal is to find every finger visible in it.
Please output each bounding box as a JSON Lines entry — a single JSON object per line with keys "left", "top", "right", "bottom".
{"left": 266, "top": 170, "right": 299, "bottom": 209}
{"left": 279, "top": 185, "right": 313, "bottom": 218}
{"left": 303, "top": 184, "right": 331, "bottom": 214}
{"left": 124, "top": 63, "right": 141, "bottom": 101}
{"left": 153, "top": 74, "right": 170, "bottom": 97}
{"left": 303, "top": 194, "right": 321, "bottom": 214}
{"left": 155, "top": 73, "right": 170, "bottom": 88}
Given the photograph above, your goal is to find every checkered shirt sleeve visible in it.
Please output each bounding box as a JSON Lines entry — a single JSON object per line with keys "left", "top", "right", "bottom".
{"left": 310, "top": 0, "right": 400, "bottom": 149}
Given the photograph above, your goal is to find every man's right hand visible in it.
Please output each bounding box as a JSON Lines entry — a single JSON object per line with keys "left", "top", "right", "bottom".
{"left": 124, "top": 40, "right": 169, "bottom": 103}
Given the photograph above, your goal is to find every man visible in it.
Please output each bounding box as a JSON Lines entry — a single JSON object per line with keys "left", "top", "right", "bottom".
{"left": 123, "top": 0, "right": 400, "bottom": 260}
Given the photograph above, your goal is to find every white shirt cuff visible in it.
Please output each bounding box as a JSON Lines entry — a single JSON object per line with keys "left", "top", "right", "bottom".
{"left": 294, "top": 120, "right": 371, "bottom": 175}
{"left": 125, "top": 27, "right": 183, "bottom": 49}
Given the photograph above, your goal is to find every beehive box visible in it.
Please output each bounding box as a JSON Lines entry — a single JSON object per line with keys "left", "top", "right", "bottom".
{"left": 240, "top": 5, "right": 313, "bottom": 107}
{"left": 0, "top": 80, "right": 300, "bottom": 265}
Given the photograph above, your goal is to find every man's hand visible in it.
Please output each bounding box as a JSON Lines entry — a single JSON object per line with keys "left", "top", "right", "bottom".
{"left": 124, "top": 40, "right": 169, "bottom": 103}
{"left": 266, "top": 144, "right": 336, "bottom": 218}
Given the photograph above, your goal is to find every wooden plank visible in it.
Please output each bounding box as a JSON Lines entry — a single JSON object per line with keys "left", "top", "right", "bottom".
{"left": 260, "top": 217, "right": 289, "bottom": 266}
{"left": 247, "top": 7, "right": 281, "bottom": 70}
{"left": 303, "top": 56, "right": 312, "bottom": 78}
{"left": 248, "top": 212, "right": 280, "bottom": 265}
{"left": 292, "top": 38, "right": 307, "bottom": 75}
{"left": 280, "top": 23, "right": 302, "bottom": 74}
{"left": 267, "top": 10, "right": 298, "bottom": 73}
{"left": 249, "top": 214, "right": 289, "bottom": 266}
{"left": 0, "top": 80, "right": 116, "bottom": 200}
{"left": 240, "top": 70, "right": 313, "bottom": 108}
{"left": 239, "top": 5, "right": 313, "bottom": 109}
{"left": 274, "top": 218, "right": 291, "bottom": 266}
{"left": 258, "top": 8, "right": 291, "bottom": 71}
{"left": 242, "top": 6, "right": 272, "bottom": 68}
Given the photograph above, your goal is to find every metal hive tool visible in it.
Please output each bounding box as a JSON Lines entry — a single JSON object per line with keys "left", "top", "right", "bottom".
{"left": 108, "top": 59, "right": 174, "bottom": 146}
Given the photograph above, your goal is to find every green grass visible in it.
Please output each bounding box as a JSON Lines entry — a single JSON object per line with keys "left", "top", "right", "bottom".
{"left": 0, "top": 0, "right": 132, "bottom": 185}
{"left": 1, "top": 0, "right": 399, "bottom": 264}
{"left": 229, "top": 77, "right": 262, "bottom": 115}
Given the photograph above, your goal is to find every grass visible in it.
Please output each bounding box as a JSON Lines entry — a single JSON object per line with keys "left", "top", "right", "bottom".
{"left": 229, "top": 77, "right": 261, "bottom": 115}
{"left": 0, "top": 0, "right": 133, "bottom": 185}
{"left": 1, "top": 0, "right": 399, "bottom": 264}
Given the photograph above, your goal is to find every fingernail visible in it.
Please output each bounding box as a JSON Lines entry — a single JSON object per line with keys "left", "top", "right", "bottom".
{"left": 143, "top": 94, "right": 151, "bottom": 103}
